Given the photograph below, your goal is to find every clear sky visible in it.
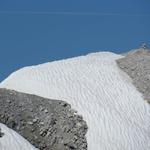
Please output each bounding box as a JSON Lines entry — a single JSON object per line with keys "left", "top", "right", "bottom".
{"left": 0, "top": 0, "right": 150, "bottom": 81}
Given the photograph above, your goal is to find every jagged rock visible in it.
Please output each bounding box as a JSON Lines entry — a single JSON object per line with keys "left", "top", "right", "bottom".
{"left": 140, "top": 43, "right": 149, "bottom": 49}
{"left": 117, "top": 48, "right": 150, "bottom": 103}
{"left": 0, "top": 88, "right": 87, "bottom": 150}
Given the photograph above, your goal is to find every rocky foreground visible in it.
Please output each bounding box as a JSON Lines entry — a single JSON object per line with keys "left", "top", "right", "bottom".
{"left": 0, "top": 89, "right": 87, "bottom": 150}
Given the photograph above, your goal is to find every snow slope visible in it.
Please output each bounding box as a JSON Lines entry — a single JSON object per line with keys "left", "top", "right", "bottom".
{"left": 0, "top": 52, "right": 150, "bottom": 150}
{"left": 0, "top": 123, "right": 38, "bottom": 150}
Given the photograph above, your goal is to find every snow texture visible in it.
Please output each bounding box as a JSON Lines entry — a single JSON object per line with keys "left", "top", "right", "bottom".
{"left": 0, "top": 123, "right": 38, "bottom": 150}
{"left": 0, "top": 51, "right": 150, "bottom": 150}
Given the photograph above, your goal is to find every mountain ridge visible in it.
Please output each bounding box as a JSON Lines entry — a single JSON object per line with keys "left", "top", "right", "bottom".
{"left": 0, "top": 49, "right": 150, "bottom": 150}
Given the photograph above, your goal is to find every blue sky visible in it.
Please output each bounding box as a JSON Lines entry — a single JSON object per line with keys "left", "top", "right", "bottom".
{"left": 0, "top": 0, "right": 150, "bottom": 81}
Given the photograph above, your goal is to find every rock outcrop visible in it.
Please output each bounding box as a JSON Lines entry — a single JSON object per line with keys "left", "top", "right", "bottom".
{"left": 117, "top": 48, "right": 150, "bottom": 103}
{"left": 0, "top": 88, "right": 87, "bottom": 150}
{"left": 0, "top": 127, "right": 4, "bottom": 137}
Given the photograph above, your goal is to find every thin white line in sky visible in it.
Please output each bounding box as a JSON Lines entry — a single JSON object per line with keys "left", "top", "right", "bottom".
{"left": 0, "top": 11, "right": 150, "bottom": 16}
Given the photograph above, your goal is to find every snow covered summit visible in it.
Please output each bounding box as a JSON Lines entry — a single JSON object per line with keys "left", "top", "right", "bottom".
{"left": 0, "top": 51, "right": 150, "bottom": 150}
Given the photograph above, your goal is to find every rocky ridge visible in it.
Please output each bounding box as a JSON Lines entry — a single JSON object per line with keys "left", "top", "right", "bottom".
{"left": 117, "top": 48, "right": 150, "bottom": 103}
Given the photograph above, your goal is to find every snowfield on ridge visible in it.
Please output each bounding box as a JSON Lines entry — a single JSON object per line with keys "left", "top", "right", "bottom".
{"left": 0, "top": 51, "right": 150, "bottom": 150}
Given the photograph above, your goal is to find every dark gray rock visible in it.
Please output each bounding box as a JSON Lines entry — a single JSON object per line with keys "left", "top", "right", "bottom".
{"left": 117, "top": 48, "right": 150, "bottom": 103}
{"left": 0, "top": 127, "right": 4, "bottom": 137}
{"left": 0, "top": 88, "right": 87, "bottom": 150}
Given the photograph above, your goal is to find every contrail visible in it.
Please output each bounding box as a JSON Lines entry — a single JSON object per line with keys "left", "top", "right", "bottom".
{"left": 0, "top": 11, "right": 150, "bottom": 17}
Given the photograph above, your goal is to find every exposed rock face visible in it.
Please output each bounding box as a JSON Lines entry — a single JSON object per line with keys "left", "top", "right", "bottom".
{"left": 117, "top": 48, "right": 150, "bottom": 103}
{"left": 0, "top": 127, "right": 4, "bottom": 137}
{"left": 0, "top": 88, "right": 88, "bottom": 150}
